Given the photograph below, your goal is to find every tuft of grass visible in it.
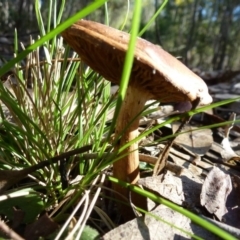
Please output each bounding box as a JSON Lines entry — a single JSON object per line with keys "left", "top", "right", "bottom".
{"left": 0, "top": 26, "right": 112, "bottom": 196}
{"left": 0, "top": 1, "right": 114, "bottom": 236}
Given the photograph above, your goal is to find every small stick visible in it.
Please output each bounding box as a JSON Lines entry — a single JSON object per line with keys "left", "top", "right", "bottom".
{"left": 0, "top": 144, "right": 92, "bottom": 194}
{"left": 0, "top": 220, "right": 24, "bottom": 240}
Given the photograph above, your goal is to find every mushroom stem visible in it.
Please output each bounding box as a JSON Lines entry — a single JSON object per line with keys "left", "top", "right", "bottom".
{"left": 113, "top": 85, "right": 147, "bottom": 183}
{"left": 113, "top": 85, "right": 148, "bottom": 218}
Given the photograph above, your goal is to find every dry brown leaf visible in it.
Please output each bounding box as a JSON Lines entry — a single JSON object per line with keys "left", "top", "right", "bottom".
{"left": 173, "top": 123, "right": 213, "bottom": 156}
{"left": 24, "top": 214, "right": 58, "bottom": 240}
{"left": 221, "top": 113, "right": 240, "bottom": 163}
{"left": 139, "top": 166, "right": 204, "bottom": 211}
{"left": 103, "top": 205, "right": 218, "bottom": 240}
{"left": 200, "top": 167, "right": 232, "bottom": 220}
{"left": 221, "top": 138, "right": 240, "bottom": 163}
{"left": 138, "top": 173, "right": 184, "bottom": 211}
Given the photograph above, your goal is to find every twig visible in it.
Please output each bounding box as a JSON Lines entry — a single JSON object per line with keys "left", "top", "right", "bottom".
{"left": 0, "top": 220, "right": 24, "bottom": 240}
{"left": 0, "top": 144, "right": 92, "bottom": 194}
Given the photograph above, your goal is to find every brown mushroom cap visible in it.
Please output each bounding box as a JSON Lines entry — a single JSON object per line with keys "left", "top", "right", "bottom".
{"left": 61, "top": 19, "right": 212, "bottom": 106}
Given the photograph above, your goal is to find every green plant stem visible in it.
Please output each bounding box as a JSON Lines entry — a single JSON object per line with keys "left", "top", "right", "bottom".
{"left": 138, "top": 0, "right": 169, "bottom": 36}
{"left": 107, "top": 0, "right": 142, "bottom": 140}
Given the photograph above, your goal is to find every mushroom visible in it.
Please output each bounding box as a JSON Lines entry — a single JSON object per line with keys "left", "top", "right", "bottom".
{"left": 61, "top": 19, "right": 212, "bottom": 217}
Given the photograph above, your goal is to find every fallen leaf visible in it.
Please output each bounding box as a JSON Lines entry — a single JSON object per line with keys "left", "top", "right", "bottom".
{"left": 0, "top": 189, "right": 44, "bottom": 224}
{"left": 221, "top": 138, "right": 240, "bottom": 163}
{"left": 221, "top": 113, "right": 240, "bottom": 164}
{"left": 12, "top": 207, "right": 25, "bottom": 229}
{"left": 200, "top": 167, "right": 232, "bottom": 220}
{"left": 103, "top": 205, "right": 219, "bottom": 240}
{"left": 173, "top": 123, "right": 213, "bottom": 156}
{"left": 24, "top": 213, "right": 58, "bottom": 240}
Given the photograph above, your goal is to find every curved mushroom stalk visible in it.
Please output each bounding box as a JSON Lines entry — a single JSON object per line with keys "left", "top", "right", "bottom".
{"left": 113, "top": 86, "right": 148, "bottom": 184}
{"left": 113, "top": 85, "right": 149, "bottom": 219}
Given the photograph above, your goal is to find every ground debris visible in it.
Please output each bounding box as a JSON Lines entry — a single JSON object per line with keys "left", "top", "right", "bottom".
{"left": 200, "top": 166, "right": 232, "bottom": 221}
